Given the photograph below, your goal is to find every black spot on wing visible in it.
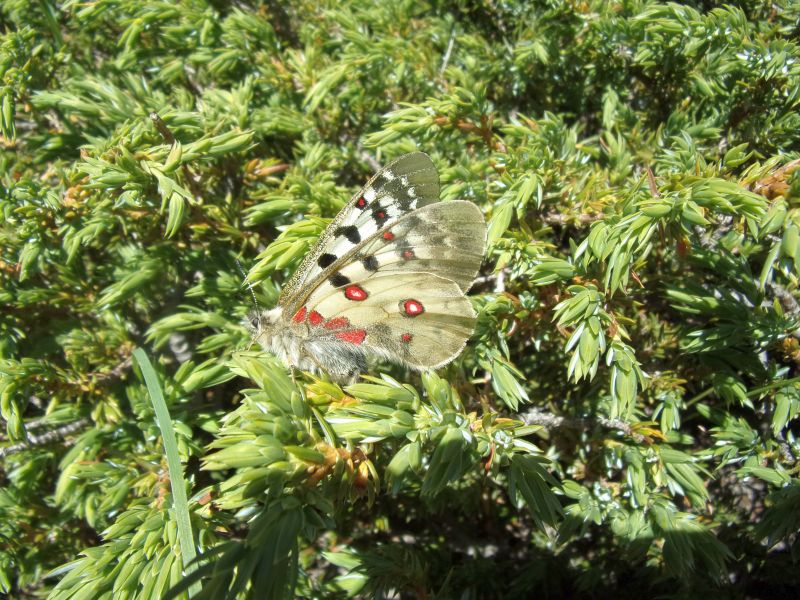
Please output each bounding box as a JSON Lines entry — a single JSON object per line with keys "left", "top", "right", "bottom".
{"left": 405, "top": 215, "right": 423, "bottom": 229}
{"left": 395, "top": 238, "right": 414, "bottom": 259}
{"left": 374, "top": 172, "right": 390, "bottom": 187}
{"left": 378, "top": 178, "right": 417, "bottom": 212}
{"left": 335, "top": 225, "right": 361, "bottom": 244}
{"left": 318, "top": 253, "right": 336, "bottom": 268}
{"left": 397, "top": 196, "right": 415, "bottom": 212}
{"left": 329, "top": 272, "right": 351, "bottom": 287}
{"left": 361, "top": 255, "right": 379, "bottom": 271}
{"left": 372, "top": 209, "right": 389, "bottom": 226}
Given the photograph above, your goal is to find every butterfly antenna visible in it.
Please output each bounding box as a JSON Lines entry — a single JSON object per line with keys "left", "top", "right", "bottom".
{"left": 235, "top": 258, "right": 262, "bottom": 335}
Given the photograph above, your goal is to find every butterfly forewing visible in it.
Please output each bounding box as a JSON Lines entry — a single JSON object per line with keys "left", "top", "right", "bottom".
{"left": 298, "top": 200, "right": 485, "bottom": 310}
{"left": 352, "top": 200, "right": 486, "bottom": 292}
{"left": 279, "top": 152, "right": 440, "bottom": 316}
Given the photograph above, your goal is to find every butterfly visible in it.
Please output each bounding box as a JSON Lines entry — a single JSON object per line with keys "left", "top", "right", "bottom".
{"left": 250, "top": 152, "right": 486, "bottom": 382}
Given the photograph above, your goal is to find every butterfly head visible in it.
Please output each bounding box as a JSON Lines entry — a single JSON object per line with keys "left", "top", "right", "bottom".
{"left": 247, "top": 306, "right": 302, "bottom": 368}
{"left": 246, "top": 306, "right": 291, "bottom": 358}
{"left": 246, "top": 307, "right": 282, "bottom": 337}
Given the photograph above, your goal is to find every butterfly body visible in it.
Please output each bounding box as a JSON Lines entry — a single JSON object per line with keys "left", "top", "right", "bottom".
{"left": 251, "top": 152, "right": 486, "bottom": 382}
{"left": 255, "top": 306, "right": 371, "bottom": 380}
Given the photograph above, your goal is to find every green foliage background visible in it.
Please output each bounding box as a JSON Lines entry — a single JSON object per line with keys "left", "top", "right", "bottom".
{"left": 2, "top": 0, "right": 800, "bottom": 597}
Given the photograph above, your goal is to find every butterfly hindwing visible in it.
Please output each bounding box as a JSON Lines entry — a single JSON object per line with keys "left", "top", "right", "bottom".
{"left": 303, "top": 272, "right": 477, "bottom": 370}
{"left": 279, "top": 152, "right": 440, "bottom": 315}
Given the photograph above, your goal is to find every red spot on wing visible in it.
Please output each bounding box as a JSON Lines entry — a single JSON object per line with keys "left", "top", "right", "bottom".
{"left": 356, "top": 196, "right": 367, "bottom": 208}
{"left": 309, "top": 310, "right": 324, "bottom": 326}
{"left": 401, "top": 333, "right": 413, "bottom": 343}
{"left": 377, "top": 210, "right": 386, "bottom": 219}
{"left": 402, "top": 249, "right": 415, "bottom": 259}
{"left": 344, "top": 285, "right": 368, "bottom": 301}
{"left": 292, "top": 307, "right": 307, "bottom": 323}
{"left": 402, "top": 299, "right": 424, "bottom": 317}
{"left": 383, "top": 231, "right": 394, "bottom": 241}
{"left": 324, "top": 316, "right": 350, "bottom": 329}
{"left": 335, "top": 329, "right": 366, "bottom": 345}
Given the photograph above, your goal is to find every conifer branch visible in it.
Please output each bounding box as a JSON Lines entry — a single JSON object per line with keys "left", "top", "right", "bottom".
{"left": 521, "top": 408, "right": 646, "bottom": 443}
{"left": 0, "top": 418, "right": 91, "bottom": 459}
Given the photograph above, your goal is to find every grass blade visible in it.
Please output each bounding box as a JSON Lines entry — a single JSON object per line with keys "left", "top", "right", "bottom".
{"left": 133, "top": 348, "right": 202, "bottom": 597}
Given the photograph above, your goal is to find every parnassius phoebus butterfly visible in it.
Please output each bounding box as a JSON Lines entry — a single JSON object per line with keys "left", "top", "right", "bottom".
{"left": 250, "top": 152, "right": 486, "bottom": 382}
